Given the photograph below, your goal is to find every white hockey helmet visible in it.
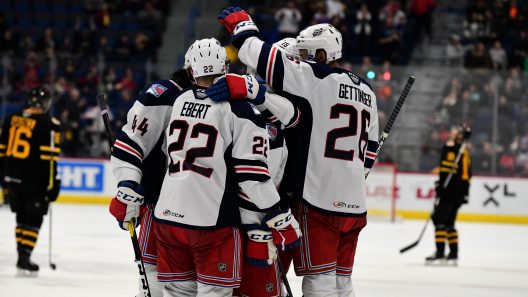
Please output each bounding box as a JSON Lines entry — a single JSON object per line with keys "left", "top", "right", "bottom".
{"left": 296, "top": 23, "right": 343, "bottom": 63}
{"left": 273, "top": 37, "right": 300, "bottom": 60}
{"left": 184, "top": 43, "right": 193, "bottom": 69}
{"left": 189, "top": 38, "right": 227, "bottom": 79}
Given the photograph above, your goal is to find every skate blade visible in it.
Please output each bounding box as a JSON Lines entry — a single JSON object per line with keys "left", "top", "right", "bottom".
{"left": 446, "top": 259, "right": 458, "bottom": 266}
{"left": 425, "top": 259, "right": 447, "bottom": 266}
{"left": 16, "top": 268, "right": 38, "bottom": 277}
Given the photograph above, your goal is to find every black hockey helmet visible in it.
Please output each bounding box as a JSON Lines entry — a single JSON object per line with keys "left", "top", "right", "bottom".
{"left": 27, "top": 86, "right": 51, "bottom": 112}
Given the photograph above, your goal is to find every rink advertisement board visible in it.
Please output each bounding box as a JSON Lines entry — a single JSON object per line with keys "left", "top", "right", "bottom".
{"left": 54, "top": 159, "right": 528, "bottom": 224}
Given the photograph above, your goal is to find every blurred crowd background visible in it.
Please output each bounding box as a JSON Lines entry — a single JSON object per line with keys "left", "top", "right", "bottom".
{"left": 0, "top": 0, "right": 526, "bottom": 176}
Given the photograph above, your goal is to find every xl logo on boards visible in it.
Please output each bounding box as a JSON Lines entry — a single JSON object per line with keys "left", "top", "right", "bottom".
{"left": 483, "top": 183, "right": 516, "bottom": 207}
{"left": 57, "top": 161, "right": 104, "bottom": 192}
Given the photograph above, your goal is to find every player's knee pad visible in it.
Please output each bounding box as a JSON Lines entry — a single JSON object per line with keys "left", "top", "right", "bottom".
{"left": 336, "top": 275, "right": 355, "bottom": 297}
{"left": 302, "top": 271, "right": 338, "bottom": 297}
{"left": 197, "top": 282, "right": 233, "bottom": 297}
{"left": 163, "top": 281, "right": 197, "bottom": 297}
{"left": 136, "top": 263, "right": 163, "bottom": 297}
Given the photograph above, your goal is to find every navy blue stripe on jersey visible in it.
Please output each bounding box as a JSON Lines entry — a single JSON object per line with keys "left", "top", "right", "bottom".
{"left": 112, "top": 146, "right": 142, "bottom": 170}
{"left": 256, "top": 43, "right": 272, "bottom": 80}
{"left": 364, "top": 140, "right": 379, "bottom": 169}
{"left": 137, "top": 80, "right": 182, "bottom": 107}
{"left": 285, "top": 107, "right": 301, "bottom": 128}
{"left": 301, "top": 63, "right": 374, "bottom": 92}
{"left": 260, "top": 109, "right": 279, "bottom": 124}
{"left": 229, "top": 101, "right": 266, "bottom": 129}
{"left": 233, "top": 158, "right": 270, "bottom": 182}
{"left": 271, "top": 50, "right": 284, "bottom": 92}
{"left": 238, "top": 194, "right": 279, "bottom": 212}
{"left": 113, "top": 132, "right": 144, "bottom": 159}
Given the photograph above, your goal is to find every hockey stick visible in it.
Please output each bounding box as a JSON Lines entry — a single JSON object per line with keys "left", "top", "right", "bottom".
{"left": 365, "top": 75, "right": 416, "bottom": 178}
{"left": 98, "top": 94, "right": 152, "bottom": 297}
{"left": 48, "top": 130, "right": 57, "bottom": 270}
{"left": 399, "top": 129, "right": 471, "bottom": 254}
{"left": 276, "top": 255, "right": 293, "bottom": 297}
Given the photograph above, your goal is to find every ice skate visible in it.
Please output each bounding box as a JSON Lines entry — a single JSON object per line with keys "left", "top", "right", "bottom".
{"left": 425, "top": 253, "right": 446, "bottom": 266}
{"left": 446, "top": 254, "right": 458, "bottom": 266}
{"left": 16, "top": 258, "right": 39, "bottom": 277}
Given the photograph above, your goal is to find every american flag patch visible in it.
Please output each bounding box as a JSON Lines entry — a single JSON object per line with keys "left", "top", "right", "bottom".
{"left": 146, "top": 84, "right": 168, "bottom": 97}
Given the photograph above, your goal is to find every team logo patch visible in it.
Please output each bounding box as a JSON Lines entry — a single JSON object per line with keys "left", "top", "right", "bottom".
{"left": 267, "top": 124, "right": 278, "bottom": 141}
{"left": 312, "top": 28, "right": 325, "bottom": 37}
{"left": 146, "top": 84, "right": 168, "bottom": 97}
{"left": 265, "top": 283, "right": 274, "bottom": 292}
{"left": 217, "top": 263, "right": 227, "bottom": 272}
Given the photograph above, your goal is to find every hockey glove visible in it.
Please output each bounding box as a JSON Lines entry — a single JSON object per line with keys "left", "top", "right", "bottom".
{"left": 46, "top": 178, "right": 61, "bottom": 202}
{"left": 245, "top": 224, "right": 277, "bottom": 267}
{"left": 264, "top": 208, "right": 301, "bottom": 251}
{"left": 218, "top": 7, "right": 259, "bottom": 48}
{"left": 109, "top": 181, "right": 145, "bottom": 230}
{"left": 205, "top": 74, "right": 266, "bottom": 104}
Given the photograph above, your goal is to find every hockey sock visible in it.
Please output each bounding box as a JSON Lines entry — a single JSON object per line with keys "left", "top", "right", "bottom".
{"left": 17, "top": 225, "right": 40, "bottom": 259}
{"left": 434, "top": 228, "right": 447, "bottom": 257}
{"left": 15, "top": 225, "right": 23, "bottom": 251}
{"left": 447, "top": 228, "right": 458, "bottom": 257}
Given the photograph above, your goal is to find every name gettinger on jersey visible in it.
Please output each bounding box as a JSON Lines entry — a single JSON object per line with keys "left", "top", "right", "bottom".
{"left": 338, "top": 84, "right": 372, "bottom": 108}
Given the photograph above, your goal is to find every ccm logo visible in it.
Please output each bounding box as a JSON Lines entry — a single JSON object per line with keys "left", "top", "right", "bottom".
{"left": 249, "top": 233, "right": 273, "bottom": 241}
{"left": 117, "top": 191, "right": 143, "bottom": 203}
{"left": 333, "top": 201, "right": 360, "bottom": 209}
{"left": 245, "top": 74, "right": 254, "bottom": 94}
{"left": 271, "top": 214, "right": 292, "bottom": 228}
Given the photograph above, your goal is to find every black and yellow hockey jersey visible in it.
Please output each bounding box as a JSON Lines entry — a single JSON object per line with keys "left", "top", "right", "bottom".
{"left": 0, "top": 109, "right": 61, "bottom": 193}
{"left": 438, "top": 141, "right": 472, "bottom": 200}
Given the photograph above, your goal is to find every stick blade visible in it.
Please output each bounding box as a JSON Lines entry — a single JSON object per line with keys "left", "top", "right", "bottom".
{"left": 399, "top": 241, "right": 418, "bottom": 254}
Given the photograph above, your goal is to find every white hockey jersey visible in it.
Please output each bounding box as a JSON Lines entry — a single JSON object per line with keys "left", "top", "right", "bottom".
{"left": 238, "top": 37, "right": 380, "bottom": 217}
{"left": 154, "top": 86, "right": 281, "bottom": 228}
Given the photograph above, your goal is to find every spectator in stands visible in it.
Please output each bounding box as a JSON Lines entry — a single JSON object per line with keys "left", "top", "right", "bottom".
{"left": 115, "top": 34, "right": 132, "bottom": 61}
{"left": 354, "top": 3, "right": 372, "bottom": 55}
{"left": 36, "top": 28, "right": 57, "bottom": 53}
{"left": 139, "top": 1, "right": 162, "bottom": 31}
{"left": 74, "top": 18, "right": 97, "bottom": 55}
{"left": 22, "top": 53, "right": 40, "bottom": 90}
{"left": 489, "top": 41, "right": 508, "bottom": 70}
{"left": 312, "top": 2, "right": 331, "bottom": 24}
{"left": 410, "top": 0, "right": 436, "bottom": 40}
{"left": 97, "top": 2, "right": 111, "bottom": 28}
{"left": 20, "top": 36, "right": 35, "bottom": 55}
{"left": 134, "top": 32, "right": 152, "bottom": 59}
{"left": 274, "top": 1, "right": 303, "bottom": 39}
{"left": 446, "top": 34, "right": 464, "bottom": 67}
{"left": 1, "top": 29, "right": 19, "bottom": 54}
{"left": 379, "top": 0, "right": 406, "bottom": 31}
{"left": 326, "top": 0, "right": 346, "bottom": 19}
{"left": 510, "top": 30, "right": 528, "bottom": 69}
{"left": 115, "top": 68, "right": 137, "bottom": 93}
{"left": 97, "top": 36, "right": 113, "bottom": 59}
{"left": 466, "top": 42, "right": 491, "bottom": 68}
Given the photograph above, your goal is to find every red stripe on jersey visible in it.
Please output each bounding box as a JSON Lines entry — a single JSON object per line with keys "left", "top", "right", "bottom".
{"left": 286, "top": 108, "right": 301, "bottom": 128}
{"left": 115, "top": 140, "right": 142, "bottom": 159}
{"left": 366, "top": 152, "right": 377, "bottom": 158}
{"left": 267, "top": 47, "right": 277, "bottom": 85}
{"left": 235, "top": 167, "right": 269, "bottom": 174}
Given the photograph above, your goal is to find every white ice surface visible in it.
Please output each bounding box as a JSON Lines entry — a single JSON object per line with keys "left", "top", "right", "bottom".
{"left": 1, "top": 204, "right": 528, "bottom": 297}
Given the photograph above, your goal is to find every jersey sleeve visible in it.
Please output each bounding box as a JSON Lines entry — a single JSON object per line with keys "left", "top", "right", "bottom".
{"left": 111, "top": 82, "right": 179, "bottom": 184}
{"left": 238, "top": 37, "right": 322, "bottom": 98}
{"left": 364, "top": 93, "right": 380, "bottom": 171}
{"left": 261, "top": 92, "right": 301, "bottom": 128}
{"left": 229, "top": 101, "right": 281, "bottom": 212}
{"left": 0, "top": 115, "right": 10, "bottom": 179}
{"left": 460, "top": 148, "right": 472, "bottom": 196}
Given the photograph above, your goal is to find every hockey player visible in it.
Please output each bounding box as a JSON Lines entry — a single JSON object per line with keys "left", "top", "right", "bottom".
{"left": 206, "top": 38, "right": 301, "bottom": 297}
{"left": 0, "top": 86, "right": 61, "bottom": 276}
{"left": 110, "top": 38, "right": 300, "bottom": 297}
{"left": 109, "top": 45, "right": 194, "bottom": 295}
{"left": 217, "top": 8, "right": 379, "bottom": 296}
{"left": 427, "top": 126, "right": 472, "bottom": 266}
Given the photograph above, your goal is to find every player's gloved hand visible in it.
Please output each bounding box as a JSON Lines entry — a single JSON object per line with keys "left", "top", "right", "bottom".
{"left": 245, "top": 224, "right": 277, "bottom": 266}
{"left": 46, "top": 178, "right": 61, "bottom": 202}
{"left": 264, "top": 208, "right": 301, "bottom": 251}
{"left": 109, "top": 181, "right": 145, "bottom": 230}
{"left": 205, "top": 74, "right": 266, "bottom": 104}
{"left": 218, "top": 7, "right": 259, "bottom": 47}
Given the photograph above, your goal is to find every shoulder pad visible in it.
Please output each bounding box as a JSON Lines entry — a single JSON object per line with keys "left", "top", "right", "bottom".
{"left": 137, "top": 80, "right": 182, "bottom": 106}
{"left": 346, "top": 71, "right": 373, "bottom": 91}
{"left": 230, "top": 101, "right": 266, "bottom": 129}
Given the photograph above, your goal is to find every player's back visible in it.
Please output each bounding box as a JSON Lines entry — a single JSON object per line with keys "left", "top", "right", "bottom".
{"left": 0, "top": 110, "right": 60, "bottom": 191}
{"left": 155, "top": 85, "right": 271, "bottom": 228}
{"left": 280, "top": 63, "right": 379, "bottom": 217}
